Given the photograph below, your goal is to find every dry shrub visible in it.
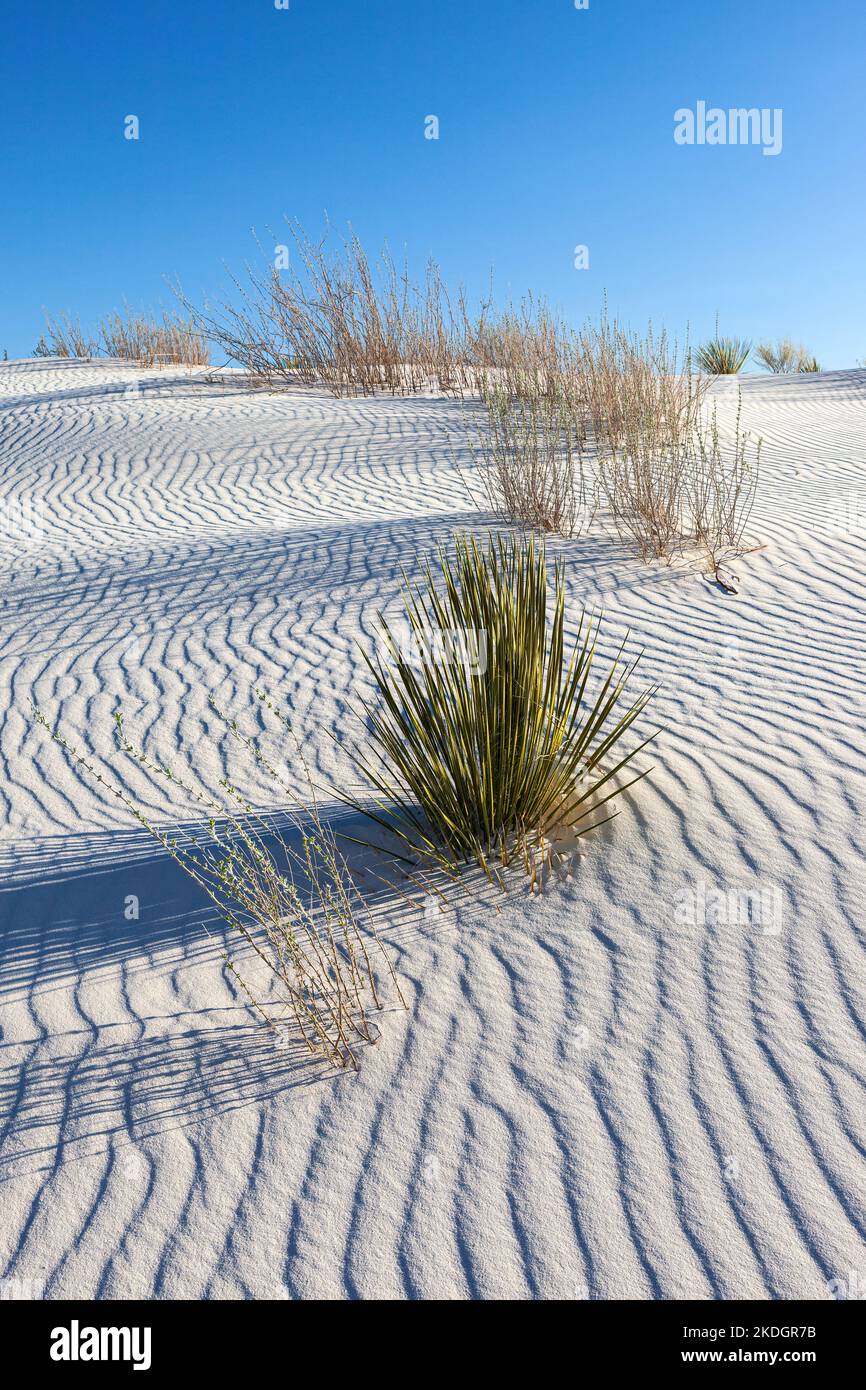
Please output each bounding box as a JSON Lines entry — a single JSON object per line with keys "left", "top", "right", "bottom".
{"left": 99, "top": 306, "right": 209, "bottom": 366}
{"left": 595, "top": 406, "right": 692, "bottom": 560}
{"left": 467, "top": 305, "right": 759, "bottom": 579}
{"left": 176, "top": 220, "right": 480, "bottom": 395}
{"left": 172, "top": 218, "right": 763, "bottom": 576}
{"left": 470, "top": 379, "right": 588, "bottom": 536}
{"left": 35, "top": 697, "right": 404, "bottom": 1072}
{"left": 466, "top": 295, "right": 576, "bottom": 398}
{"left": 578, "top": 312, "right": 709, "bottom": 451}
{"left": 40, "top": 311, "right": 96, "bottom": 358}
{"left": 587, "top": 317, "right": 710, "bottom": 557}
{"left": 462, "top": 295, "right": 589, "bottom": 533}
{"left": 562, "top": 312, "right": 760, "bottom": 580}
{"left": 688, "top": 398, "right": 760, "bottom": 567}
{"left": 596, "top": 385, "right": 760, "bottom": 576}
{"left": 38, "top": 307, "right": 209, "bottom": 366}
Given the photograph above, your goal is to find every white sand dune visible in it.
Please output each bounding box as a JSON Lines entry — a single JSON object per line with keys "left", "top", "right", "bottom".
{"left": 1, "top": 358, "right": 865, "bottom": 1299}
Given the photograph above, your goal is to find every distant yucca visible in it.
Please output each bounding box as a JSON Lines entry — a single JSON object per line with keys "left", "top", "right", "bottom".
{"left": 697, "top": 336, "right": 752, "bottom": 375}
{"left": 754, "top": 337, "right": 820, "bottom": 374}
{"left": 344, "top": 532, "right": 655, "bottom": 879}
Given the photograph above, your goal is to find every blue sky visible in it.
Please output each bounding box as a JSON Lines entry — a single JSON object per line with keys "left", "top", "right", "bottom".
{"left": 2, "top": 0, "right": 863, "bottom": 365}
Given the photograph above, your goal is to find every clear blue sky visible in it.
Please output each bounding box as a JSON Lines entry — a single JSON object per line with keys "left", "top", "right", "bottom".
{"left": 2, "top": 0, "right": 863, "bottom": 366}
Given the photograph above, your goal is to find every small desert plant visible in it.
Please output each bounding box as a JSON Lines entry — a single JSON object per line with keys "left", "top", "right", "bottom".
{"left": 686, "top": 396, "right": 761, "bottom": 584}
{"left": 34, "top": 697, "right": 404, "bottom": 1071}
{"left": 596, "top": 383, "right": 760, "bottom": 576}
{"left": 99, "top": 305, "right": 209, "bottom": 366}
{"left": 754, "top": 338, "right": 820, "bottom": 374}
{"left": 465, "top": 294, "right": 575, "bottom": 400}
{"left": 753, "top": 337, "right": 798, "bottom": 374}
{"left": 696, "top": 335, "right": 752, "bottom": 375}
{"left": 466, "top": 310, "right": 714, "bottom": 549}
{"left": 470, "top": 378, "right": 588, "bottom": 536}
{"left": 595, "top": 403, "right": 692, "bottom": 560}
{"left": 342, "top": 532, "right": 655, "bottom": 881}
{"left": 40, "top": 311, "right": 96, "bottom": 359}
{"left": 577, "top": 312, "right": 710, "bottom": 452}
{"left": 176, "top": 219, "right": 474, "bottom": 396}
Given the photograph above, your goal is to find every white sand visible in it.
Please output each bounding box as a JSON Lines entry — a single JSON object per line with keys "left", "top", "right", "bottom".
{"left": 1, "top": 358, "right": 865, "bottom": 1300}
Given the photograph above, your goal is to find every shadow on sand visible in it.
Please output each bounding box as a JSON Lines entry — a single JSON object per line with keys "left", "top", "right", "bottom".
{"left": 0, "top": 804, "right": 422, "bottom": 1178}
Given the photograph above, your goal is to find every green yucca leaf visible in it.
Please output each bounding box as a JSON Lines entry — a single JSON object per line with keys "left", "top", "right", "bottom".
{"left": 339, "top": 531, "right": 656, "bottom": 878}
{"left": 697, "top": 336, "right": 752, "bottom": 375}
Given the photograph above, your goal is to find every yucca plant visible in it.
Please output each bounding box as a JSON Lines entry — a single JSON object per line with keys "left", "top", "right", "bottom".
{"left": 697, "top": 335, "right": 752, "bottom": 374}
{"left": 754, "top": 337, "right": 821, "bottom": 374}
{"left": 343, "top": 532, "right": 655, "bottom": 881}
{"left": 753, "top": 337, "right": 800, "bottom": 374}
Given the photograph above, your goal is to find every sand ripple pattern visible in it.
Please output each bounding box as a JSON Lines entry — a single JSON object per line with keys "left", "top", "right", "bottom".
{"left": 1, "top": 361, "right": 865, "bottom": 1299}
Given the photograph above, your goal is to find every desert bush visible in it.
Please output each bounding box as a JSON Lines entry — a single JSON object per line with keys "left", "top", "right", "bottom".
{"left": 179, "top": 220, "right": 719, "bottom": 422}
{"left": 595, "top": 399, "right": 692, "bottom": 560}
{"left": 696, "top": 335, "right": 752, "bottom": 374}
{"left": 686, "top": 397, "right": 761, "bottom": 579}
{"left": 465, "top": 295, "right": 577, "bottom": 400}
{"left": 466, "top": 309, "right": 716, "bottom": 547}
{"left": 581, "top": 315, "right": 729, "bottom": 562}
{"left": 40, "top": 311, "right": 96, "bottom": 358}
{"left": 754, "top": 338, "right": 820, "bottom": 374}
{"left": 464, "top": 309, "right": 753, "bottom": 573}
{"left": 176, "top": 220, "right": 477, "bottom": 396}
{"left": 579, "top": 313, "right": 708, "bottom": 451}
{"left": 753, "top": 337, "right": 799, "bottom": 374}
{"left": 596, "top": 385, "right": 760, "bottom": 577}
{"left": 35, "top": 697, "right": 404, "bottom": 1071}
{"left": 470, "top": 378, "right": 588, "bottom": 536}
{"left": 342, "top": 532, "right": 654, "bottom": 882}
{"left": 37, "top": 307, "right": 209, "bottom": 366}
{"left": 99, "top": 306, "right": 209, "bottom": 366}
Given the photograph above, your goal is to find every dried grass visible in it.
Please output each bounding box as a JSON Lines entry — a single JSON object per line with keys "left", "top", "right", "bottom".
{"left": 34, "top": 696, "right": 404, "bottom": 1072}
{"left": 99, "top": 306, "right": 209, "bottom": 366}
{"left": 39, "top": 311, "right": 96, "bottom": 359}
{"left": 176, "top": 219, "right": 483, "bottom": 395}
